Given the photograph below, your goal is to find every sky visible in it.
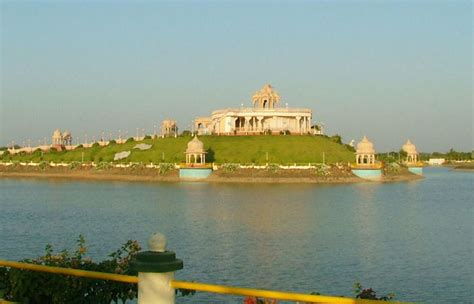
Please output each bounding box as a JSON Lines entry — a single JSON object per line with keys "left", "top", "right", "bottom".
{"left": 1, "top": 0, "right": 472, "bottom": 152}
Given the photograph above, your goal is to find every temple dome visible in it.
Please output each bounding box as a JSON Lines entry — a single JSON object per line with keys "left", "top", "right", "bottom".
{"left": 252, "top": 84, "right": 281, "bottom": 109}
{"left": 186, "top": 136, "right": 204, "bottom": 153}
{"left": 63, "top": 130, "right": 71, "bottom": 138}
{"left": 402, "top": 140, "right": 417, "bottom": 154}
{"left": 52, "top": 129, "right": 62, "bottom": 139}
{"left": 356, "top": 136, "right": 375, "bottom": 154}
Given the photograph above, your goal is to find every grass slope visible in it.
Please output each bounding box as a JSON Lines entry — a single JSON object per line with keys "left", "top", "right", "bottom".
{"left": 4, "top": 135, "right": 355, "bottom": 164}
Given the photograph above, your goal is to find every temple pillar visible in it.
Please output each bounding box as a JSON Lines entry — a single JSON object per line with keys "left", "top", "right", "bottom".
{"left": 257, "top": 116, "right": 264, "bottom": 131}
{"left": 244, "top": 117, "right": 250, "bottom": 133}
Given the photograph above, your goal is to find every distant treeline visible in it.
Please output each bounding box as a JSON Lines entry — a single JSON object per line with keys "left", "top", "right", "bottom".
{"left": 378, "top": 148, "right": 473, "bottom": 162}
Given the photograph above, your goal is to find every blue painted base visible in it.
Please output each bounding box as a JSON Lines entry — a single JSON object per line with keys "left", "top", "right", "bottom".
{"left": 351, "top": 169, "right": 383, "bottom": 180}
{"left": 179, "top": 168, "right": 213, "bottom": 179}
{"left": 408, "top": 167, "right": 423, "bottom": 175}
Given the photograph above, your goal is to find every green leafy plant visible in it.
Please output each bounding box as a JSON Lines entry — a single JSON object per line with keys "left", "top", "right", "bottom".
{"left": 266, "top": 163, "right": 280, "bottom": 173}
{"left": 220, "top": 163, "right": 239, "bottom": 173}
{"left": 158, "top": 163, "right": 175, "bottom": 175}
{"left": 314, "top": 164, "right": 331, "bottom": 176}
{"left": 95, "top": 162, "right": 112, "bottom": 171}
{"left": 353, "top": 282, "right": 395, "bottom": 301}
{"left": 1, "top": 236, "right": 140, "bottom": 303}
{"left": 69, "top": 161, "right": 81, "bottom": 170}
{"left": 0, "top": 237, "right": 194, "bottom": 303}
{"left": 38, "top": 161, "right": 50, "bottom": 170}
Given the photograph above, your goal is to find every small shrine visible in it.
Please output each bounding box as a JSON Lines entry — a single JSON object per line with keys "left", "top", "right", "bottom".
{"left": 185, "top": 136, "right": 206, "bottom": 164}
{"left": 402, "top": 139, "right": 423, "bottom": 175}
{"left": 179, "top": 136, "right": 212, "bottom": 179}
{"left": 351, "top": 136, "right": 382, "bottom": 180}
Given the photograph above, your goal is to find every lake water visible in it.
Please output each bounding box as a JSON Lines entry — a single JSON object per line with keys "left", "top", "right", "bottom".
{"left": 0, "top": 168, "right": 472, "bottom": 303}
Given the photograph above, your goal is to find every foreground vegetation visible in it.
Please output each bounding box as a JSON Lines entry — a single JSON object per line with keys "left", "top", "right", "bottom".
{"left": 1, "top": 135, "right": 355, "bottom": 165}
{"left": 0, "top": 237, "right": 395, "bottom": 303}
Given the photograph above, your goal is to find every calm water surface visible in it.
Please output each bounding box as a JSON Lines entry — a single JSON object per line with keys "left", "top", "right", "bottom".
{"left": 0, "top": 168, "right": 472, "bottom": 303}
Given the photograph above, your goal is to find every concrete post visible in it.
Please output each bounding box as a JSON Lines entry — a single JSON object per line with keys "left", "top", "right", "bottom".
{"left": 131, "top": 232, "right": 183, "bottom": 304}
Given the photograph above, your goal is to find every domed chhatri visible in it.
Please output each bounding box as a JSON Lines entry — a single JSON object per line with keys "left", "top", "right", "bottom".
{"left": 402, "top": 140, "right": 418, "bottom": 163}
{"left": 402, "top": 139, "right": 423, "bottom": 175}
{"left": 180, "top": 136, "right": 213, "bottom": 179}
{"left": 352, "top": 136, "right": 382, "bottom": 180}
{"left": 51, "top": 129, "right": 73, "bottom": 148}
{"left": 186, "top": 136, "right": 205, "bottom": 155}
{"left": 355, "top": 136, "right": 376, "bottom": 166}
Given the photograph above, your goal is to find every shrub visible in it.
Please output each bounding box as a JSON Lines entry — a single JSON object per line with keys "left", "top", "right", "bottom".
{"left": 144, "top": 135, "right": 152, "bottom": 140}
{"left": 314, "top": 164, "right": 331, "bottom": 176}
{"left": 38, "top": 161, "right": 50, "bottom": 170}
{"left": 266, "top": 163, "right": 280, "bottom": 173}
{"left": 0, "top": 236, "right": 140, "bottom": 303}
{"left": 129, "top": 163, "right": 145, "bottom": 170}
{"left": 108, "top": 140, "right": 116, "bottom": 145}
{"left": 353, "top": 282, "right": 395, "bottom": 301}
{"left": 95, "top": 162, "right": 112, "bottom": 171}
{"left": 220, "top": 163, "right": 239, "bottom": 173}
{"left": 158, "top": 163, "right": 175, "bottom": 175}
{"left": 330, "top": 134, "right": 342, "bottom": 144}
{"left": 181, "top": 130, "right": 192, "bottom": 137}
{"left": 69, "top": 161, "right": 81, "bottom": 170}
{"left": 126, "top": 137, "right": 134, "bottom": 143}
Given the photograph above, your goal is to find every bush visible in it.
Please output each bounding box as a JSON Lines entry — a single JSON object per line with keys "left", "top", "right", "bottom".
{"left": 330, "top": 134, "right": 342, "bottom": 144}
{"left": 38, "top": 161, "right": 50, "bottom": 170}
{"left": 69, "top": 161, "right": 81, "bottom": 170}
{"left": 353, "top": 282, "right": 395, "bottom": 301}
{"left": 126, "top": 137, "right": 134, "bottom": 143}
{"left": 181, "top": 130, "right": 192, "bottom": 137}
{"left": 95, "top": 162, "right": 112, "bottom": 170}
{"left": 314, "top": 164, "right": 331, "bottom": 176}
{"left": 108, "top": 140, "right": 116, "bottom": 145}
{"left": 158, "top": 163, "right": 175, "bottom": 175}
{"left": 220, "top": 163, "right": 239, "bottom": 173}
{"left": 0, "top": 236, "right": 141, "bottom": 303}
{"left": 266, "top": 163, "right": 280, "bottom": 173}
{"left": 144, "top": 135, "right": 152, "bottom": 140}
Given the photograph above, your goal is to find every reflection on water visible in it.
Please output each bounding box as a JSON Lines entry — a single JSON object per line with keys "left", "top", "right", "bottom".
{"left": 0, "top": 168, "right": 472, "bottom": 303}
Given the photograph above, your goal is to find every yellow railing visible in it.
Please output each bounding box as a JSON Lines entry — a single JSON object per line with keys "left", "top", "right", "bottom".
{"left": 0, "top": 260, "right": 137, "bottom": 284}
{"left": 0, "top": 260, "right": 412, "bottom": 304}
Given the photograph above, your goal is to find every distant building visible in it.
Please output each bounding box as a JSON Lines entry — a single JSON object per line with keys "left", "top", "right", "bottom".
{"left": 428, "top": 158, "right": 445, "bottom": 165}
{"left": 402, "top": 140, "right": 419, "bottom": 164}
{"left": 195, "top": 84, "right": 312, "bottom": 135}
{"left": 161, "top": 120, "right": 178, "bottom": 137}
{"left": 52, "top": 129, "right": 73, "bottom": 150}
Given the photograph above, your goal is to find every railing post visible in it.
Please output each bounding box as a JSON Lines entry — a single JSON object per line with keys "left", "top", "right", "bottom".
{"left": 131, "top": 232, "right": 183, "bottom": 304}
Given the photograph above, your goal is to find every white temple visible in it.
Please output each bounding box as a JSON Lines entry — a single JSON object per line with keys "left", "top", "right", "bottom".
{"left": 195, "top": 84, "right": 312, "bottom": 135}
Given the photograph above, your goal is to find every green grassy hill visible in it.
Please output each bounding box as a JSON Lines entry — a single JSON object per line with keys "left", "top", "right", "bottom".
{"left": 3, "top": 135, "right": 355, "bottom": 164}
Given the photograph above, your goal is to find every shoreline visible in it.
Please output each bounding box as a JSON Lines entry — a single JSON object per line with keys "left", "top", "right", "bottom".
{"left": 0, "top": 168, "right": 423, "bottom": 185}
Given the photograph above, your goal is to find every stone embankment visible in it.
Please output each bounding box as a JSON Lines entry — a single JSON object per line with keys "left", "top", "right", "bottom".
{"left": 0, "top": 161, "right": 423, "bottom": 184}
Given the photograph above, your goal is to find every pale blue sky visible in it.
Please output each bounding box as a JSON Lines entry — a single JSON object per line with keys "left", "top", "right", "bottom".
{"left": 1, "top": 1, "right": 472, "bottom": 152}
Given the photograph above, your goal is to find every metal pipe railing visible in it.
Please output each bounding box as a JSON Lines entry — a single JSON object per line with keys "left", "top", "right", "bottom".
{"left": 0, "top": 259, "right": 412, "bottom": 304}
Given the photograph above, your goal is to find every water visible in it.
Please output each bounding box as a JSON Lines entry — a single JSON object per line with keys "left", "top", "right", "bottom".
{"left": 0, "top": 168, "right": 472, "bottom": 303}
